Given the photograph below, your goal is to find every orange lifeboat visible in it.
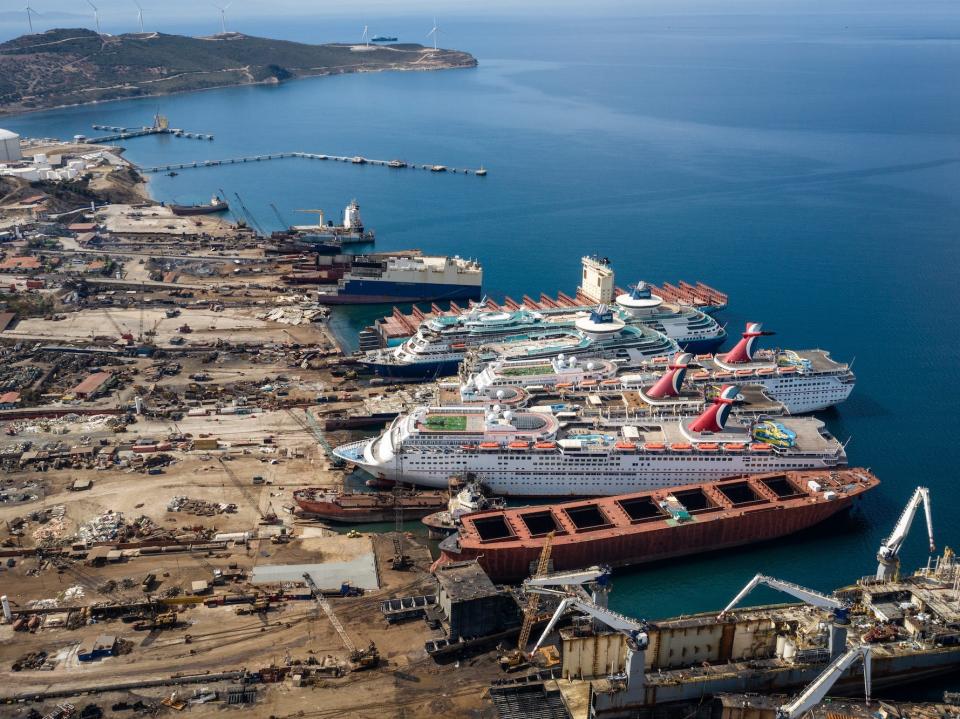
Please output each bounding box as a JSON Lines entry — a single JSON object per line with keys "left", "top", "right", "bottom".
{"left": 750, "top": 443, "right": 774, "bottom": 452}
{"left": 723, "top": 443, "right": 746, "bottom": 452}
{"left": 757, "top": 368, "right": 775, "bottom": 376}
{"left": 671, "top": 443, "right": 693, "bottom": 452}
{"left": 696, "top": 354, "right": 713, "bottom": 360}
{"left": 534, "top": 441, "right": 556, "bottom": 450}
{"left": 581, "top": 380, "right": 598, "bottom": 387}
{"left": 780, "top": 366, "right": 798, "bottom": 374}
{"left": 460, "top": 444, "right": 477, "bottom": 450}
{"left": 615, "top": 441, "right": 637, "bottom": 451}
{"left": 601, "top": 379, "right": 620, "bottom": 386}
{"left": 556, "top": 382, "right": 574, "bottom": 388}
{"left": 479, "top": 442, "right": 499, "bottom": 450}
{"left": 651, "top": 356, "right": 668, "bottom": 364}
{"left": 451, "top": 342, "right": 467, "bottom": 349}
{"left": 508, "top": 441, "right": 529, "bottom": 449}
{"left": 714, "top": 371, "right": 734, "bottom": 378}
{"left": 692, "top": 371, "right": 710, "bottom": 380}
{"left": 644, "top": 442, "right": 666, "bottom": 451}
{"left": 697, "top": 443, "right": 719, "bottom": 452}
{"left": 735, "top": 369, "right": 754, "bottom": 377}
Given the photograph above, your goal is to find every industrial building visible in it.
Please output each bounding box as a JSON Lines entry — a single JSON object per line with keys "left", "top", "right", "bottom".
{"left": 435, "top": 561, "right": 521, "bottom": 642}
{"left": 0, "top": 128, "right": 21, "bottom": 162}
{"left": 77, "top": 634, "right": 117, "bottom": 662}
{"left": 71, "top": 371, "right": 115, "bottom": 399}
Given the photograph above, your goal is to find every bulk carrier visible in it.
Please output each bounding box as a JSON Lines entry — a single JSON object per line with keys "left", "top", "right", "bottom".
{"left": 434, "top": 468, "right": 878, "bottom": 582}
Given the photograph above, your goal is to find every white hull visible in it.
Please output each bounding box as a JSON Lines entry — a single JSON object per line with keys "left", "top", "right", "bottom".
{"left": 337, "top": 439, "right": 847, "bottom": 497}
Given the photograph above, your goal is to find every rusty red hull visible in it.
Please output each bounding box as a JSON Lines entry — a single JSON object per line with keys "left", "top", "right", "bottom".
{"left": 435, "top": 469, "right": 878, "bottom": 583}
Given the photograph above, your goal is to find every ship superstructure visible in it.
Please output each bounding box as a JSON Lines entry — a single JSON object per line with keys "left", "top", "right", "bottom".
{"left": 333, "top": 385, "right": 846, "bottom": 497}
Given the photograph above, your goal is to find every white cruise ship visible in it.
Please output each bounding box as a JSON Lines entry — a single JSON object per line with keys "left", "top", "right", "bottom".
{"left": 467, "top": 322, "right": 854, "bottom": 414}
{"left": 332, "top": 386, "right": 847, "bottom": 497}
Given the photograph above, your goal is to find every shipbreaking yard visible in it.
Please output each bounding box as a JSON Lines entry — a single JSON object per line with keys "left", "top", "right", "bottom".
{"left": 0, "top": 153, "right": 959, "bottom": 719}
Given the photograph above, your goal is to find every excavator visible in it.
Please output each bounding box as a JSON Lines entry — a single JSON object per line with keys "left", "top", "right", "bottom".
{"left": 876, "top": 486, "right": 934, "bottom": 582}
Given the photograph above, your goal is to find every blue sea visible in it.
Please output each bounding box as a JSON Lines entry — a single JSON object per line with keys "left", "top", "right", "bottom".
{"left": 4, "top": 2, "right": 960, "bottom": 638}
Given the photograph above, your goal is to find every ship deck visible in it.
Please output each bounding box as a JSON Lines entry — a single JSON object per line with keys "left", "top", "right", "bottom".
{"left": 703, "top": 348, "right": 847, "bottom": 374}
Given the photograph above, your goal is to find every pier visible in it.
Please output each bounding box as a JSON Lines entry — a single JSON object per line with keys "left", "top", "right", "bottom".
{"left": 85, "top": 123, "right": 215, "bottom": 144}
{"left": 139, "top": 152, "right": 487, "bottom": 176}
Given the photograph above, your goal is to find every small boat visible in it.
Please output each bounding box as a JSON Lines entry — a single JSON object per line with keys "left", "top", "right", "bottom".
{"left": 475, "top": 166, "right": 487, "bottom": 176}
{"left": 387, "top": 159, "right": 407, "bottom": 168}
{"left": 430, "top": 165, "right": 447, "bottom": 172}
{"left": 167, "top": 171, "right": 179, "bottom": 177}
{"left": 352, "top": 156, "right": 367, "bottom": 164}
{"left": 169, "top": 195, "right": 229, "bottom": 216}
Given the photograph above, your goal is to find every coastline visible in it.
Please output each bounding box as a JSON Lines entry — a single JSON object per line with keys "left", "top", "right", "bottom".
{"left": 0, "top": 55, "right": 477, "bottom": 119}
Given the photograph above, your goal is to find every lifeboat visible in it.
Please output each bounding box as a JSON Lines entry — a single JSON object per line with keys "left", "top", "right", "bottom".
{"left": 692, "top": 371, "right": 710, "bottom": 380}
{"left": 451, "top": 342, "right": 467, "bottom": 349}
{"left": 556, "top": 382, "right": 574, "bottom": 389}
{"left": 723, "top": 443, "right": 746, "bottom": 452}
{"left": 508, "top": 441, "right": 529, "bottom": 449}
{"left": 534, "top": 441, "right": 556, "bottom": 450}
{"left": 615, "top": 441, "right": 637, "bottom": 451}
{"left": 714, "top": 371, "right": 734, "bottom": 378}
{"left": 779, "top": 366, "right": 798, "bottom": 374}
{"left": 601, "top": 379, "right": 620, "bottom": 386}
{"left": 671, "top": 443, "right": 693, "bottom": 452}
{"left": 460, "top": 444, "right": 477, "bottom": 450}
{"left": 651, "top": 356, "right": 668, "bottom": 364}
{"left": 696, "top": 354, "right": 713, "bottom": 360}
{"left": 479, "top": 442, "right": 499, "bottom": 450}
{"left": 697, "top": 443, "right": 719, "bottom": 452}
{"left": 581, "top": 380, "right": 598, "bottom": 387}
{"left": 644, "top": 442, "right": 666, "bottom": 451}
{"left": 750, "top": 443, "right": 774, "bottom": 452}
{"left": 757, "top": 368, "right": 776, "bottom": 375}
{"left": 735, "top": 369, "right": 755, "bottom": 377}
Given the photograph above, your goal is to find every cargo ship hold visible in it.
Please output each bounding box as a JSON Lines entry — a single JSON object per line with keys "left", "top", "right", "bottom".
{"left": 313, "top": 254, "right": 482, "bottom": 305}
{"left": 434, "top": 468, "right": 877, "bottom": 582}
{"left": 293, "top": 487, "right": 447, "bottom": 523}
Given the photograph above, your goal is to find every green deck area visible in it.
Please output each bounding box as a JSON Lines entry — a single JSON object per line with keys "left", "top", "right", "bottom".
{"left": 501, "top": 364, "right": 552, "bottom": 377}
{"left": 424, "top": 414, "right": 468, "bottom": 431}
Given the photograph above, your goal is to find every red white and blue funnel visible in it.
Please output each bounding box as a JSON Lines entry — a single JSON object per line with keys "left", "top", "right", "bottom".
{"left": 689, "top": 384, "right": 738, "bottom": 433}
{"left": 723, "top": 322, "right": 774, "bottom": 364}
{"left": 646, "top": 352, "right": 693, "bottom": 398}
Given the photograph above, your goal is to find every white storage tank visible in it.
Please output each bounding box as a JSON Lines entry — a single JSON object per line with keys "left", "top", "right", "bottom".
{"left": 0, "top": 129, "right": 22, "bottom": 163}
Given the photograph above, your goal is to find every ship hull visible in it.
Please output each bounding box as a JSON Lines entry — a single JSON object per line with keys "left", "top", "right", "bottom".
{"left": 169, "top": 203, "right": 229, "bottom": 216}
{"left": 435, "top": 470, "right": 877, "bottom": 582}
{"left": 294, "top": 492, "right": 446, "bottom": 523}
{"left": 317, "top": 280, "right": 482, "bottom": 305}
{"left": 361, "top": 357, "right": 462, "bottom": 380}
{"left": 678, "top": 335, "right": 726, "bottom": 353}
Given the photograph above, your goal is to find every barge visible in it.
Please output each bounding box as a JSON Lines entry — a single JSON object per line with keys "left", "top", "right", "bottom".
{"left": 293, "top": 487, "right": 447, "bottom": 523}
{"left": 436, "top": 468, "right": 878, "bottom": 582}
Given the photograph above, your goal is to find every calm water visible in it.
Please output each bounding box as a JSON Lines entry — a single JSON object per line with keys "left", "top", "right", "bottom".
{"left": 5, "top": 4, "right": 960, "bottom": 625}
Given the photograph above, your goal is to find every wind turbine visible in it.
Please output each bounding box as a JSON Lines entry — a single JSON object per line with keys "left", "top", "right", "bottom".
{"left": 361, "top": 25, "right": 369, "bottom": 46}
{"left": 25, "top": 2, "right": 40, "bottom": 34}
{"left": 133, "top": 0, "right": 144, "bottom": 33}
{"left": 213, "top": 2, "right": 232, "bottom": 35}
{"left": 86, "top": 0, "right": 101, "bottom": 35}
{"left": 426, "top": 17, "right": 440, "bottom": 50}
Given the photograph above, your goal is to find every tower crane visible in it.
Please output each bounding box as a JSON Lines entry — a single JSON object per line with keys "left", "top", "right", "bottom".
{"left": 776, "top": 644, "right": 871, "bottom": 719}
{"left": 718, "top": 574, "right": 845, "bottom": 618}
{"left": 498, "top": 531, "right": 554, "bottom": 670}
{"left": 876, "top": 486, "right": 934, "bottom": 582}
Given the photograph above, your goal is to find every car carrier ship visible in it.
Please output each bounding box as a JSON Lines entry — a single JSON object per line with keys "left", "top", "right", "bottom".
{"left": 332, "top": 384, "right": 846, "bottom": 496}
{"left": 435, "top": 468, "right": 878, "bottom": 581}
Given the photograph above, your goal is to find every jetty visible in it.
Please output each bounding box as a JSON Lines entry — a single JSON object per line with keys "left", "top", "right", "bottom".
{"left": 139, "top": 152, "right": 487, "bottom": 176}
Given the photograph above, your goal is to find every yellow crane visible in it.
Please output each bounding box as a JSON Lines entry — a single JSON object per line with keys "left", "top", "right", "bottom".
{"left": 499, "top": 531, "right": 554, "bottom": 670}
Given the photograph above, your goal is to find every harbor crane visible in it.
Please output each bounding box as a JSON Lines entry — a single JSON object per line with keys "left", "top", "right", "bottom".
{"left": 499, "top": 532, "right": 554, "bottom": 670}
{"left": 523, "top": 564, "right": 613, "bottom": 606}
{"left": 776, "top": 644, "right": 871, "bottom": 719}
{"left": 719, "top": 574, "right": 845, "bottom": 618}
{"left": 876, "top": 486, "right": 934, "bottom": 582}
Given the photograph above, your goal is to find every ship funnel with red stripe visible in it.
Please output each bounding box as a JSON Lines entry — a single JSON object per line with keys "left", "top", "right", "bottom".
{"left": 723, "top": 322, "right": 776, "bottom": 364}
{"left": 646, "top": 352, "right": 693, "bottom": 398}
{"left": 689, "top": 384, "right": 739, "bottom": 433}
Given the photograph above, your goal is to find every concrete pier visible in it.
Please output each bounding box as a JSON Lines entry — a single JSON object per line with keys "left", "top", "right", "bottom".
{"left": 140, "top": 152, "right": 487, "bottom": 176}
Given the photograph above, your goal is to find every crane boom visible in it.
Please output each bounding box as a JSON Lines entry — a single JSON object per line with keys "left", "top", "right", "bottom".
{"left": 876, "top": 486, "right": 934, "bottom": 581}
{"left": 530, "top": 593, "right": 646, "bottom": 655}
{"left": 777, "top": 645, "right": 871, "bottom": 719}
{"left": 523, "top": 564, "right": 611, "bottom": 604}
{"left": 517, "top": 531, "right": 555, "bottom": 651}
{"left": 719, "top": 574, "right": 843, "bottom": 618}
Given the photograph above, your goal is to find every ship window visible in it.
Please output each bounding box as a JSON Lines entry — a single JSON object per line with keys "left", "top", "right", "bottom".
{"left": 761, "top": 475, "right": 804, "bottom": 499}
{"left": 617, "top": 497, "right": 662, "bottom": 522}
{"left": 519, "top": 511, "right": 560, "bottom": 536}
{"left": 473, "top": 516, "right": 514, "bottom": 541}
{"left": 717, "top": 481, "right": 764, "bottom": 506}
{"left": 564, "top": 504, "right": 612, "bottom": 532}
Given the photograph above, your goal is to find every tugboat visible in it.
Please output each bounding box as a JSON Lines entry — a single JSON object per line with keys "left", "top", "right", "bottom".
{"left": 169, "top": 194, "right": 229, "bottom": 216}
{"left": 421, "top": 478, "right": 506, "bottom": 539}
